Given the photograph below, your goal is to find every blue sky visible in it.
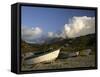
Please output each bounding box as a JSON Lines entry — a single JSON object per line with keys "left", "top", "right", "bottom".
{"left": 21, "top": 6, "right": 95, "bottom": 33}
{"left": 21, "top": 6, "right": 95, "bottom": 43}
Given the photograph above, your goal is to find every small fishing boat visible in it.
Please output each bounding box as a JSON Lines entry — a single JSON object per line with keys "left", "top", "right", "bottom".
{"left": 24, "top": 49, "right": 60, "bottom": 64}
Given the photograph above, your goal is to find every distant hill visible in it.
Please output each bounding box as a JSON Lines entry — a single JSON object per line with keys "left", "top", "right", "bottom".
{"left": 21, "top": 33, "right": 96, "bottom": 53}
{"left": 60, "top": 33, "right": 96, "bottom": 51}
{"left": 21, "top": 40, "right": 41, "bottom": 53}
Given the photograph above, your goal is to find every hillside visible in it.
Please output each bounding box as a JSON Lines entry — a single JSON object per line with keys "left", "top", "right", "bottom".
{"left": 21, "top": 33, "right": 96, "bottom": 53}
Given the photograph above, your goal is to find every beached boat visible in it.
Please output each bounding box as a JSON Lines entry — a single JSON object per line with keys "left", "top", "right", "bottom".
{"left": 24, "top": 49, "right": 60, "bottom": 64}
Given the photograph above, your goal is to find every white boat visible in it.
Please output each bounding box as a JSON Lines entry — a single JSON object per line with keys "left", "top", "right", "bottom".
{"left": 24, "top": 49, "right": 60, "bottom": 64}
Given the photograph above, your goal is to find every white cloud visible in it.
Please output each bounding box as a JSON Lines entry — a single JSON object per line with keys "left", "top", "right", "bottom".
{"left": 22, "top": 16, "right": 95, "bottom": 44}
{"left": 48, "top": 31, "right": 63, "bottom": 38}
{"left": 63, "top": 16, "right": 95, "bottom": 38}
{"left": 22, "top": 26, "right": 42, "bottom": 42}
{"left": 48, "top": 32, "right": 54, "bottom": 37}
{"left": 47, "top": 16, "right": 95, "bottom": 39}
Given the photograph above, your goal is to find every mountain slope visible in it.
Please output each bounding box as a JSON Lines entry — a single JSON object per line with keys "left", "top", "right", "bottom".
{"left": 21, "top": 33, "right": 96, "bottom": 53}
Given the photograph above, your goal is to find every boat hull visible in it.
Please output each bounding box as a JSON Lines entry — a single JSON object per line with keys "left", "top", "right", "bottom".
{"left": 24, "top": 49, "right": 60, "bottom": 64}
